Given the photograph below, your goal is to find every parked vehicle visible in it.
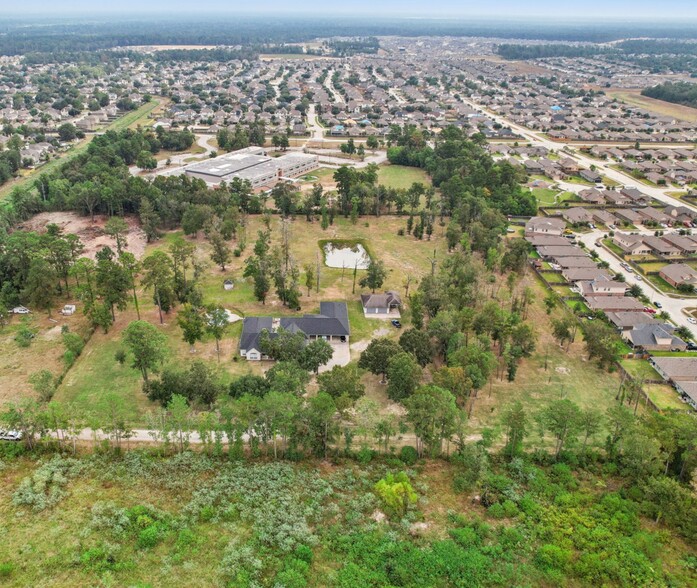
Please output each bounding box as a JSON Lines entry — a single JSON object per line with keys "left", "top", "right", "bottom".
{"left": 687, "top": 342, "right": 697, "bottom": 351}
{"left": 391, "top": 319, "right": 402, "bottom": 328}
{"left": 0, "top": 429, "right": 22, "bottom": 441}
{"left": 688, "top": 318, "right": 697, "bottom": 325}
{"left": 655, "top": 302, "right": 663, "bottom": 309}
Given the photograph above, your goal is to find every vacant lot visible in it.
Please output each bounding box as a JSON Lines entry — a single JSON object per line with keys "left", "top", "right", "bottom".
{"left": 377, "top": 165, "right": 431, "bottom": 190}
{"left": 18, "top": 212, "right": 147, "bottom": 260}
{"left": 608, "top": 89, "right": 697, "bottom": 124}
{"left": 468, "top": 272, "right": 625, "bottom": 436}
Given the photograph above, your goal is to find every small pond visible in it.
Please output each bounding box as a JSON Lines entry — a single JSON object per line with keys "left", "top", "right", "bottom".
{"left": 323, "top": 241, "right": 371, "bottom": 269}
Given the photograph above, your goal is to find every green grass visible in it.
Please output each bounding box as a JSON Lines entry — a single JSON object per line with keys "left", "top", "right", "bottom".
{"left": 58, "top": 335, "right": 152, "bottom": 422}
{"left": 644, "top": 383, "right": 687, "bottom": 411}
{"left": 602, "top": 239, "right": 627, "bottom": 258}
{"left": 531, "top": 187, "right": 559, "bottom": 206}
{"left": 541, "top": 272, "right": 566, "bottom": 284}
{"left": 108, "top": 99, "right": 162, "bottom": 131}
{"left": 565, "top": 299, "right": 590, "bottom": 314}
{"left": 377, "top": 165, "right": 431, "bottom": 190}
{"left": 552, "top": 285, "right": 575, "bottom": 297}
{"left": 620, "top": 358, "right": 663, "bottom": 381}
{"left": 566, "top": 176, "right": 594, "bottom": 186}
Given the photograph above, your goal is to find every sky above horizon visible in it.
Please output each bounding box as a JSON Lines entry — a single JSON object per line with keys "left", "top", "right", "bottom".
{"left": 7, "top": 1, "right": 697, "bottom": 20}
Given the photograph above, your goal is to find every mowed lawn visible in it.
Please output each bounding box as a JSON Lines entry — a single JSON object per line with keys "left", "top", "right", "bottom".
{"left": 377, "top": 164, "right": 431, "bottom": 190}
{"left": 54, "top": 215, "right": 448, "bottom": 423}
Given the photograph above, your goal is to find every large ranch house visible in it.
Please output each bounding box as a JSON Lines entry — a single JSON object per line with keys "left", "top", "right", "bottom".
{"left": 239, "top": 302, "right": 350, "bottom": 361}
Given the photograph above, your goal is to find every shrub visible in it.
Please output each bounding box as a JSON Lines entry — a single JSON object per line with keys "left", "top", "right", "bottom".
{"left": 137, "top": 523, "right": 167, "bottom": 549}
{"left": 356, "top": 447, "right": 373, "bottom": 464}
{"left": 374, "top": 472, "right": 418, "bottom": 518}
{"left": 399, "top": 446, "right": 418, "bottom": 465}
{"left": 535, "top": 543, "right": 572, "bottom": 572}
{"left": 501, "top": 499, "right": 519, "bottom": 518}
{"left": 0, "top": 562, "right": 14, "bottom": 578}
{"left": 89, "top": 501, "right": 131, "bottom": 537}
{"left": 487, "top": 503, "right": 506, "bottom": 519}
{"left": 115, "top": 349, "right": 127, "bottom": 365}
{"left": 63, "top": 349, "right": 76, "bottom": 368}
{"left": 449, "top": 526, "right": 480, "bottom": 548}
{"left": 13, "top": 456, "right": 85, "bottom": 511}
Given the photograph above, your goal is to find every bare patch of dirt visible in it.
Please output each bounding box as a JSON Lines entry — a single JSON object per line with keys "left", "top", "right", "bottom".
{"left": 18, "top": 212, "right": 148, "bottom": 259}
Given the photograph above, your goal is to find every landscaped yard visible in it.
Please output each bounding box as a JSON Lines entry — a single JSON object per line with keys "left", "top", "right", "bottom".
{"left": 620, "top": 358, "right": 663, "bottom": 381}
{"left": 645, "top": 383, "right": 687, "bottom": 411}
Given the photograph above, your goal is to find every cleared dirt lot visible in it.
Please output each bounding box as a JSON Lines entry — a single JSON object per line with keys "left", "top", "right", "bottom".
{"left": 18, "top": 212, "right": 148, "bottom": 259}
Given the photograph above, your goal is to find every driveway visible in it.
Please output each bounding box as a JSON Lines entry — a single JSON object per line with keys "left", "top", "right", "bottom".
{"left": 319, "top": 342, "right": 350, "bottom": 373}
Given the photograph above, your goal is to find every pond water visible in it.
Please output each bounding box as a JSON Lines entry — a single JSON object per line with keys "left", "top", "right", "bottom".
{"left": 323, "top": 242, "right": 371, "bottom": 269}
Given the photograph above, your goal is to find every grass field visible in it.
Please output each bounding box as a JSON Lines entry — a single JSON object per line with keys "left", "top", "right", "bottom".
{"left": 377, "top": 165, "right": 430, "bottom": 190}
{"left": 530, "top": 187, "right": 559, "bottom": 206}
{"left": 607, "top": 89, "right": 697, "bottom": 124}
{"left": 620, "top": 358, "right": 663, "bottom": 381}
{"left": 469, "top": 272, "right": 626, "bottom": 436}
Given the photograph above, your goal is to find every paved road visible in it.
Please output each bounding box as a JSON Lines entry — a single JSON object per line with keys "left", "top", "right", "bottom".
{"left": 462, "top": 97, "right": 692, "bottom": 211}
{"left": 323, "top": 69, "right": 345, "bottom": 104}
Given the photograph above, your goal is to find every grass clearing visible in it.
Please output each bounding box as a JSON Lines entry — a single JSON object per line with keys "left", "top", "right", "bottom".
{"left": 607, "top": 89, "right": 697, "bottom": 124}
{"left": 469, "top": 273, "right": 625, "bottom": 436}
{"left": 377, "top": 165, "right": 430, "bottom": 190}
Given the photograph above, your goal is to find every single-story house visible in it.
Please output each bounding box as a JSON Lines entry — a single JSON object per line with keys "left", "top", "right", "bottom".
{"left": 537, "top": 245, "right": 588, "bottom": 260}
{"left": 578, "top": 276, "right": 627, "bottom": 297}
{"left": 661, "top": 234, "right": 697, "bottom": 254}
{"left": 641, "top": 236, "right": 681, "bottom": 257}
{"left": 659, "top": 263, "right": 697, "bottom": 288}
{"left": 579, "top": 169, "right": 602, "bottom": 183}
{"left": 525, "top": 216, "right": 566, "bottom": 237}
{"left": 562, "top": 207, "right": 593, "bottom": 224}
{"left": 562, "top": 268, "right": 612, "bottom": 283}
{"left": 605, "top": 311, "right": 662, "bottom": 331}
{"left": 239, "top": 302, "right": 350, "bottom": 361}
{"left": 613, "top": 233, "right": 651, "bottom": 256}
{"left": 651, "top": 356, "right": 697, "bottom": 382}
{"left": 614, "top": 209, "right": 643, "bottom": 225}
{"left": 623, "top": 323, "right": 686, "bottom": 352}
{"left": 361, "top": 291, "right": 402, "bottom": 316}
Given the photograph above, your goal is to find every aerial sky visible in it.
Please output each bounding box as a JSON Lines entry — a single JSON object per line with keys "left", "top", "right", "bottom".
{"left": 7, "top": 1, "right": 697, "bottom": 20}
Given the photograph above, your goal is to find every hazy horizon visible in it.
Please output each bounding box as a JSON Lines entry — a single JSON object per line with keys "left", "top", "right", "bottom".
{"left": 6, "top": 1, "right": 697, "bottom": 21}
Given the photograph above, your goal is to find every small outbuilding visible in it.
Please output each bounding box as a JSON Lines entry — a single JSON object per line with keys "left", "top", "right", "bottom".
{"left": 223, "top": 279, "right": 234, "bottom": 291}
{"left": 361, "top": 291, "right": 402, "bottom": 317}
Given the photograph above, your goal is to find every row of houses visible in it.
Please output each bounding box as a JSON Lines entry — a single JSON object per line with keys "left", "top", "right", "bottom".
{"left": 525, "top": 216, "right": 687, "bottom": 352}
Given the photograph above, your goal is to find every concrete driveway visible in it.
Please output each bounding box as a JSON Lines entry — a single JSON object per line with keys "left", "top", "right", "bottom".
{"left": 318, "top": 342, "right": 351, "bottom": 373}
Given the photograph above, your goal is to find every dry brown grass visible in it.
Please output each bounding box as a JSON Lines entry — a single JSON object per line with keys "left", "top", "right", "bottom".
{"left": 607, "top": 88, "right": 697, "bottom": 123}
